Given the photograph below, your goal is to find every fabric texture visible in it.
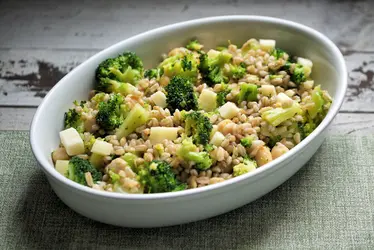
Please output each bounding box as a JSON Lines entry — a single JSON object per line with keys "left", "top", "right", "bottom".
{"left": 0, "top": 131, "right": 373, "bottom": 249}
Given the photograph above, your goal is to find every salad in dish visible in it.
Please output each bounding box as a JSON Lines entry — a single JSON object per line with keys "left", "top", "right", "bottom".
{"left": 52, "top": 38, "right": 332, "bottom": 194}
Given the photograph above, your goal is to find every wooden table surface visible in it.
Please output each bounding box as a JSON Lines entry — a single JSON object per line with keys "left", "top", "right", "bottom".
{"left": 0, "top": 0, "right": 373, "bottom": 135}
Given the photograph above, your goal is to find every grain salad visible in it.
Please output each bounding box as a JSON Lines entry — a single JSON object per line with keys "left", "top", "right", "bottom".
{"left": 52, "top": 38, "right": 332, "bottom": 194}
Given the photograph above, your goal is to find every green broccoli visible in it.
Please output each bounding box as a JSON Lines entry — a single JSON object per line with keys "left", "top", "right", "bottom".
{"left": 95, "top": 51, "right": 144, "bottom": 93}
{"left": 67, "top": 156, "right": 103, "bottom": 186}
{"left": 159, "top": 53, "right": 199, "bottom": 81}
{"left": 226, "top": 62, "right": 247, "bottom": 80}
{"left": 115, "top": 103, "right": 150, "bottom": 140}
{"left": 121, "top": 152, "right": 139, "bottom": 170}
{"left": 183, "top": 111, "right": 213, "bottom": 145}
{"left": 216, "top": 85, "right": 231, "bottom": 107}
{"left": 199, "top": 50, "right": 232, "bottom": 86}
{"left": 271, "top": 48, "right": 287, "bottom": 59}
{"left": 186, "top": 39, "right": 203, "bottom": 51}
{"left": 233, "top": 157, "right": 257, "bottom": 177}
{"left": 240, "top": 135, "right": 254, "bottom": 147}
{"left": 237, "top": 83, "right": 258, "bottom": 104}
{"left": 64, "top": 108, "right": 85, "bottom": 133}
{"left": 138, "top": 160, "right": 186, "bottom": 193}
{"left": 298, "top": 122, "right": 316, "bottom": 139}
{"left": 290, "top": 64, "right": 306, "bottom": 85}
{"left": 82, "top": 133, "right": 96, "bottom": 152}
{"left": 177, "top": 138, "right": 213, "bottom": 171}
{"left": 261, "top": 102, "right": 302, "bottom": 127}
{"left": 306, "top": 85, "right": 325, "bottom": 120}
{"left": 241, "top": 39, "right": 260, "bottom": 54}
{"left": 165, "top": 76, "right": 198, "bottom": 112}
{"left": 96, "top": 94, "right": 126, "bottom": 131}
{"left": 144, "top": 68, "right": 163, "bottom": 80}
{"left": 268, "top": 135, "right": 282, "bottom": 148}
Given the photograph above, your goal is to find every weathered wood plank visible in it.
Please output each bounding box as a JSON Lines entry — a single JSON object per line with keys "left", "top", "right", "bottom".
{"left": 0, "top": 0, "right": 373, "bottom": 51}
{"left": 1, "top": 50, "right": 373, "bottom": 112}
{"left": 0, "top": 107, "right": 372, "bottom": 135}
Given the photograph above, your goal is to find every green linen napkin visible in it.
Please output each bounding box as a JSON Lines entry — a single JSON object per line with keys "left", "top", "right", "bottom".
{"left": 0, "top": 131, "right": 373, "bottom": 249}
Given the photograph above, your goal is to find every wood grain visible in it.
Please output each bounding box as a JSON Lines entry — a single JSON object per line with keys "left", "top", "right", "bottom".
{"left": 1, "top": 107, "right": 372, "bottom": 135}
{"left": 1, "top": 50, "right": 373, "bottom": 111}
{"left": 0, "top": 0, "right": 373, "bottom": 51}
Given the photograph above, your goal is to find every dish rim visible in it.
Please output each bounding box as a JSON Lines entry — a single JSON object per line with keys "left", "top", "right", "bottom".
{"left": 30, "top": 15, "right": 347, "bottom": 200}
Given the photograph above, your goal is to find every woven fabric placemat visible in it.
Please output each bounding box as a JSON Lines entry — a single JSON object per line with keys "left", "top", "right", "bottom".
{"left": 0, "top": 131, "right": 373, "bottom": 249}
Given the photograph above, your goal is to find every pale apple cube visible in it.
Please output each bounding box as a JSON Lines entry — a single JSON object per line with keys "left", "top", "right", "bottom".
{"left": 55, "top": 160, "right": 69, "bottom": 176}
{"left": 59, "top": 127, "right": 85, "bottom": 156}
{"left": 149, "top": 127, "right": 179, "bottom": 144}
{"left": 297, "top": 57, "right": 313, "bottom": 68}
{"left": 150, "top": 91, "right": 167, "bottom": 108}
{"left": 259, "top": 39, "right": 276, "bottom": 52}
{"left": 91, "top": 140, "right": 113, "bottom": 156}
{"left": 210, "top": 131, "right": 225, "bottom": 146}
{"left": 199, "top": 89, "right": 217, "bottom": 111}
{"left": 218, "top": 102, "right": 240, "bottom": 119}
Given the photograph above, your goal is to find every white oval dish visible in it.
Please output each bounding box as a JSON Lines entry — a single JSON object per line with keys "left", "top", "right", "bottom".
{"left": 30, "top": 16, "right": 347, "bottom": 228}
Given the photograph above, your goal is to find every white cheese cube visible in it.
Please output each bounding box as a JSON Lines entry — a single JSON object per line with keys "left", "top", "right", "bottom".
{"left": 59, "top": 128, "right": 85, "bottom": 156}
{"left": 259, "top": 39, "right": 276, "bottom": 52}
{"left": 276, "top": 92, "right": 294, "bottom": 108}
{"left": 199, "top": 89, "right": 217, "bottom": 111}
{"left": 55, "top": 160, "right": 69, "bottom": 176}
{"left": 210, "top": 131, "right": 225, "bottom": 146}
{"left": 297, "top": 57, "right": 313, "bottom": 68}
{"left": 218, "top": 102, "right": 240, "bottom": 119}
{"left": 149, "top": 127, "right": 179, "bottom": 144}
{"left": 91, "top": 140, "right": 113, "bottom": 156}
{"left": 259, "top": 85, "right": 276, "bottom": 97}
{"left": 150, "top": 91, "right": 167, "bottom": 108}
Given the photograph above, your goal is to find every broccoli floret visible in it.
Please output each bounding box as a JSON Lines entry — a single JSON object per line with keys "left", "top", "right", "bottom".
{"left": 138, "top": 160, "right": 186, "bottom": 193}
{"left": 290, "top": 64, "right": 306, "bottom": 85}
{"left": 233, "top": 158, "right": 257, "bottom": 177}
{"left": 216, "top": 85, "right": 231, "bottom": 107}
{"left": 268, "top": 135, "right": 282, "bottom": 148}
{"left": 67, "top": 156, "right": 102, "bottom": 186}
{"left": 298, "top": 122, "right": 316, "bottom": 140}
{"left": 306, "top": 85, "right": 325, "bottom": 120}
{"left": 240, "top": 135, "right": 254, "bottom": 147}
{"left": 237, "top": 83, "right": 258, "bottom": 104}
{"left": 177, "top": 138, "right": 213, "bottom": 171}
{"left": 95, "top": 52, "right": 144, "bottom": 93}
{"left": 144, "top": 68, "right": 163, "bottom": 80}
{"left": 159, "top": 53, "right": 199, "bottom": 81}
{"left": 271, "top": 48, "right": 286, "bottom": 59}
{"left": 121, "top": 152, "right": 139, "bottom": 170}
{"left": 262, "top": 102, "right": 302, "bottom": 127}
{"left": 115, "top": 103, "right": 150, "bottom": 140}
{"left": 226, "top": 63, "right": 246, "bottom": 80}
{"left": 96, "top": 94, "right": 126, "bottom": 131}
{"left": 183, "top": 111, "right": 213, "bottom": 145}
{"left": 186, "top": 39, "right": 203, "bottom": 51}
{"left": 241, "top": 39, "right": 260, "bottom": 54}
{"left": 64, "top": 108, "right": 85, "bottom": 133}
{"left": 199, "top": 51, "right": 232, "bottom": 86}
{"left": 165, "top": 76, "right": 198, "bottom": 112}
{"left": 82, "top": 133, "right": 96, "bottom": 152}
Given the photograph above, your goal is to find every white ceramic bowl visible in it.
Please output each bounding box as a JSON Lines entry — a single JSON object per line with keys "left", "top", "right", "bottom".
{"left": 30, "top": 16, "right": 347, "bottom": 228}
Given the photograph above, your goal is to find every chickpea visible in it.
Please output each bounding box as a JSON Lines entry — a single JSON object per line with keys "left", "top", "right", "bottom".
{"left": 255, "top": 146, "right": 272, "bottom": 167}
{"left": 52, "top": 147, "right": 69, "bottom": 163}
{"left": 271, "top": 142, "right": 289, "bottom": 159}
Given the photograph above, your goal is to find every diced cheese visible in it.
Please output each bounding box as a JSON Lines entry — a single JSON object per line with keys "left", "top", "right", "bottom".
{"left": 210, "top": 131, "right": 225, "bottom": 146}
{"left": 199, "top": 89, "right": 217, "bottom": 112}
{"left": 276, "top": 92, "right": 294, "bottom": 108}
{"left": 149, "top": 127, "right": 179, "bottom": 144}
{"left": 259, "top": 39, "right": 276, "bottom": 52}
{"left": 150, "top": 91, "right": 167, "bottom": 108}
{"left": 91, "top": 140, "right": 113, "bottom": 156}
{"left": 59, "top": 128, "right": 85, "bottom": 156}
{"left": 297, "top": 57, "right": 313, "bottom": 68}
{"left": 55, "top": 160, "right": 69, "bottom": 176}
{"left": 207, "top": 49, "right": 220, "bottom": 58}
{"left": 259, "top": 85, "right": 276, "bottom": 97}
{"left": 218, "top": 102, "right": 240, "bottom": 119}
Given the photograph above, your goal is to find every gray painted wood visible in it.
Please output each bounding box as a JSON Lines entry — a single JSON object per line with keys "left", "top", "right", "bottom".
{"left": 1, "top": 49, "right": 373, "bottom": 111}
{"left": 0, "top": 0, "right": 373, "bottom": 51}
{"left": 1, "top": 108, "right": 372, "bottom": 135}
